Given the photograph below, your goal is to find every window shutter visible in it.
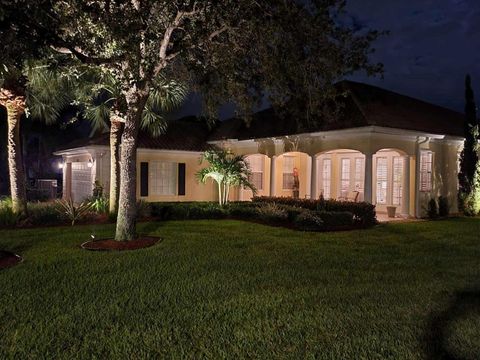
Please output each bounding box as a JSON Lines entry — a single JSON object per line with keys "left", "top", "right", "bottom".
{"left": 140, "top": 162, "right": 149, "bottom": 197}
{"left": 178, "top": 163, "right": 186, "bottom": 196}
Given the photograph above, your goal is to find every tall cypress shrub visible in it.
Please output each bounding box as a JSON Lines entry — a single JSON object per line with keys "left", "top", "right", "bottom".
{"left": 458, "top": 75, "right": 480, "bottom": 215}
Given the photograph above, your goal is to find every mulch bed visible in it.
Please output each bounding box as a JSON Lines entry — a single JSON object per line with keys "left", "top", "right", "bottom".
{"left": 81, "top": 236, "right": 161, "bottom": 251}
{"left": 0, "top": 251, "right": 22, "bottom": 270}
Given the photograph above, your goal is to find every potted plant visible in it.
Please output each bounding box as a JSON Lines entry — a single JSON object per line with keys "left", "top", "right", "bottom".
{"left": 386, "top": 205, "right": 397, "bottom": 218}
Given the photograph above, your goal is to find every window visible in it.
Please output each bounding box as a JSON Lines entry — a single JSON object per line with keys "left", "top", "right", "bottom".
{"left": 322, "top": 158, "right": 332, "bottom": 199}
{"left": 340, "top": 158, "right": 350, "bottom": 198}
{"left": 393, "top": 156, "right": 404, "bottom": 205}
{"left": 282, "top": 156, "right": 295, "bottom": 189}
{"left": 354, "top": 157, "right": 364, "bottom": 194}
{"left": 150, "top": 161, "right": 177, "bottom": 195}
{"left": 419, "top": 151, "right": 433, "bottom": 192}
{"left": 376, "top": 157, "right": 388, "bottom": 204}
{"left": 247, "top": 155, "right": 264, "bottom": 190}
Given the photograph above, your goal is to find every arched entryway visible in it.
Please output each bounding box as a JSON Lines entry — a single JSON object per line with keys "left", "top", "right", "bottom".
{"left": 373, "top": 148, "right": 410, "bottom": 216}
{"left": 238, "top": 154, "right": 270, "bottom": 201}
{"left": 314, "top": 149, "right": 366, "bottom": 201}
{"left": 272, "top": 152, "right": 311, "bottom": 198}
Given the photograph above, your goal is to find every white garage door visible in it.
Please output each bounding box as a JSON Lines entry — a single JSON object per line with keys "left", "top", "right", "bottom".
{"left": 71, "top": 162, "right": 93, "bottom": 203}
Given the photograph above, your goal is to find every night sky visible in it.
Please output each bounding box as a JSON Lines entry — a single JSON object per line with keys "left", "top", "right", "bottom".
{"left": 176, "top": 0, "right": 480, "bottom": 119}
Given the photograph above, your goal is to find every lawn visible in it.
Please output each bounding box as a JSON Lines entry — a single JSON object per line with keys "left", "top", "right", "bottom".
{"left": 0, "top": 218, "right": 479, "bottom": 359}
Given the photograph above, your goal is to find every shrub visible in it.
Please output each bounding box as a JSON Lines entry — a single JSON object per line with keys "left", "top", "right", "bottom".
{"left": 283, "top": 206, "right": 307, "bottom": 222}
{"left": 438, "top": 196, "right": 449, "bottom": 217}
{"left": 56, "top": 199, "right": 93, "bottom": 226}
{"left": 187, "top": 203, "right": 228, "bottom": 219}
{"left": 227, "top": 202, "right": 260, "bottom": 219}
{"left": 256, "top": 203, "right": 288, "bottom": 223}
{"left": 427, "top": 198, "right": 439, "bottom": 219}
{"left": 137, "top": 200, "right": 152, "bottom": 218}
{"left": 252, "top": 196, "right": 376, "bottom": 227}
{"left": 315, "top": 211, "right": 354, "bottom": 229}
{"left": 294, "top": 211, "right": 324, "bottom": 231}
{"left": 0, "top": 198, "right": 20, "bottom": 227}
{"left": 89, "top": 197, "right": 109, "bottom": 214}
{"left": 28, "top": 202, "right": 65, "bottom": 226}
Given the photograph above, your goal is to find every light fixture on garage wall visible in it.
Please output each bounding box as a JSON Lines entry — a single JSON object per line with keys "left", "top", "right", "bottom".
{"left": 58, "top": 160, "right": 65, "bottom": 169}
{"left": 87, "top": 158, "right": 94, "bottom": 168}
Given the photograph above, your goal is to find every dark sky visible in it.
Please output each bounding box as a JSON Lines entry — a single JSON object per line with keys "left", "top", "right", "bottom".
{"left": 175, "top": 0, "right": 480, "bottom": 119}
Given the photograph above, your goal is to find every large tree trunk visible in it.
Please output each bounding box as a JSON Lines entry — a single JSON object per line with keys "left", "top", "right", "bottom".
{"left": 109, "top": 118, "right": 123, "bottom": 215}
{"left": 115, "top": 88, "right": 149, "bottom": 241}
{"left": 1, "top": 92, "right": 27, "bottom": 215}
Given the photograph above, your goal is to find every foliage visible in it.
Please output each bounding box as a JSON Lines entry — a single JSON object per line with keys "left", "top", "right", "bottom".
{"left": 27, "top": 202, "right": 65, "bottom": 226}
{"left": 90, "top": 197, "right": 109, "bottom": 214}
{"left": 283, "top": 206, "right": 307, "bottom": 222}
{"left": 458, "top": 75, "right": 480, "bottom": 216}
{"left": 427, "top": 199, "right": 439, "bottom": 220}
{"left": 253, "top": 196, "right": 377, "bottom": 227}
{"left": 438, "top": 196, "right": 450, "bottom": 217}
{"left": 315, "top": 211, "right": 354, "bottom": 229}
{"left": 197, "top": 149, "right": 256, "bottom": 205}
{"left": 151, "top": 202, "right": 228, "bottom": 221}
{"left": 56, "top": 199, "right": 93, "bottom": 226}
{"left": 294, "top": 211, "right": 324, "bottom": 232}
{"left": 136, "top": 200, "right": 152, "bottom": 219}
{"left": 1, "top": 0, "right": 384, "bottom": 241}
{"left": 227, "top": 202, "right": 260, "bottom": 219}
{"left": 92, "top": 181, "right": 103, "bottom": 199}
{"left": 0, "top": 197, "right": 20, "bottom": 227}
{"left": 255, "top": 203, "right": 288, "bottom": 224}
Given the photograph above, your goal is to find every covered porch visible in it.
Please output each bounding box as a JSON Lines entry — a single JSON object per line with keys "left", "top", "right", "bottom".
{"left": 238, "top": 146, "right": 417, "bottom": 218}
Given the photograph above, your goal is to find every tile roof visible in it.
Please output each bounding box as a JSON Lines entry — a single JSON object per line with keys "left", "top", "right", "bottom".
{"left": 57, "top": 116, "right": 213, "bottom": 152}
{"left": 208, "top": 81, "right": 465, "bottom": 141}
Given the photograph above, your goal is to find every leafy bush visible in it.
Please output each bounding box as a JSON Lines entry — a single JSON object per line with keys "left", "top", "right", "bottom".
{"left": 151, "top": 202, "right": 229, "bottom": 220}
{"left": 27, "top": 202, "right": 65, "bottom": 226}
{"left": 294, "top": 211, "right": 324, "bottom": 231}
{"left": 438, "top": 196, "right": 449, "bottom": 217}
{"left": 427, "top": 198, "right": 439, "bottom": 219}
{"left": 90, "top": 197, "right": 109, "bottom": 214}
{"left": 315, "top": 211, "right": 354, "bottom": 229}
{"left": 256, "top": 203, "right": 288, "bottom": 223}
{"left": 253, "top": 196, "right": 376, "bottom": 227}
{"left": 56, "top": 199, "right": 93, "bottom": 226}
{"left": 0, "top": 198, "right": 20, "bottom": 227}
{"left": 283, "top": 206, "right": 307, "bottom": 222}
{"left": 137, "top": 200, "right": 152, "bottom": 218}
{"left": 227, "top": 202, "right": 260, "bottom": 219}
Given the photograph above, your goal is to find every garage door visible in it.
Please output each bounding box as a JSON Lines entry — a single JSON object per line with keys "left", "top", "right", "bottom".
{"left": 71, "top": 162, "right": 93, "bottom": 203}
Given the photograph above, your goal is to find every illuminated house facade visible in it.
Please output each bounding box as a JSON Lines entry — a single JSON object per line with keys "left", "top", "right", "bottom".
{"left": 55, "top": 81, "right": 467, "bottom": 218}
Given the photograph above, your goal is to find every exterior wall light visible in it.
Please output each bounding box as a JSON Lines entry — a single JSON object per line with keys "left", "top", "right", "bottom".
{"left": 87, "top": 159, "right": 94, "bottom": 168}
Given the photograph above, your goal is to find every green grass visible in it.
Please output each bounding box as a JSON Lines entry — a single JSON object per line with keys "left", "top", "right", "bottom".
{"left": 1, "top": 218, "right": 480, "bottom": 359}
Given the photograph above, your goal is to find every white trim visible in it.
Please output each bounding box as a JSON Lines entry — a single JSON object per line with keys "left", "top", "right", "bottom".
{"left": 208, "top": 125, "right": 460, "bottom": 145}
{"left": 55, "top": 146, "right": 204, "bottom": 157}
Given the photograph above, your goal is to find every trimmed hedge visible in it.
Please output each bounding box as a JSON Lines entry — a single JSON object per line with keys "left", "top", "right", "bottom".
{"left": 151, "top": 202, "right": 228, "bottom": 220}
{"left": 315, "top": 211, "right": 354, "bottom": 229}
{"left": 294, "top": 212, "right": 324, "bottom": 231}
{"left": 252, "top": 196, "right": 376, "bottom": 227}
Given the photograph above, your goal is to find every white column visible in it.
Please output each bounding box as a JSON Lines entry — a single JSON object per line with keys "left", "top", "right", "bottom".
{"left": 311, "top": 155, "right": 318, "bottom": 199}
{"left": 306, "top": 155, "right": 312, "bottom": 199}
{"left": 270, "top": 155, "right": 277, "bottom": 197}
{"left": 403, "top": 155, "right": 410, "bottom": 217}
{"left": 364, "top": 152, "right": 373, "bottom": 203}
{"left": 415, "top": 149, "right": 421, "bottom": 218}
{"left": 64, "top": 162, "right": 72, "bottom": 201}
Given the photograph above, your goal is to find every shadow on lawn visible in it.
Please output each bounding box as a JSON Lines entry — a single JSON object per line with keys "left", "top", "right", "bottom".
{"left": 424, "top": 289, "right": 480, "bottom": 360}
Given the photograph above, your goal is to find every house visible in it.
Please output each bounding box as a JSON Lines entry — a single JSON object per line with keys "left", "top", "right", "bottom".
{"left": 54, "top": 81, "right": 467, "bottom": 217}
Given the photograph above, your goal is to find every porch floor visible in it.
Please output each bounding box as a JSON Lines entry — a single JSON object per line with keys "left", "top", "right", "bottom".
{"left": 376, "top": 213, "right": 419, "bottom": 223}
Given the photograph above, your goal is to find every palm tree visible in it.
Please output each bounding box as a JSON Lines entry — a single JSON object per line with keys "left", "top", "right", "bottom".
{"left": 197, "top": 149, "right": 257, "bottom": 205}
{"left": 0, "top": 63, "right": 70, "bottom": 215}
{"left": 71, "top": 67, "right": 188, "bottom": 215}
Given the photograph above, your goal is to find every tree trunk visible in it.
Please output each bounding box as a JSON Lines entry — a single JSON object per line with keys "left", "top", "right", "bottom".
{"left": 115, "top": 88, "right": 149, "bottom": 241}
{"left": 4, "top": 97, "right": 27, "bottom": 215}
{"left": 109, "top": 119, "right": 123, "bottom": 215}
